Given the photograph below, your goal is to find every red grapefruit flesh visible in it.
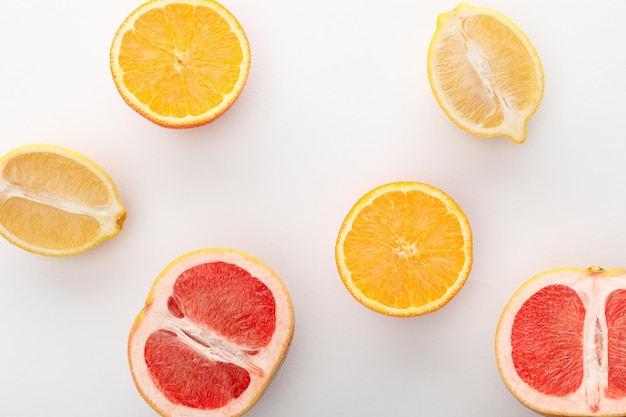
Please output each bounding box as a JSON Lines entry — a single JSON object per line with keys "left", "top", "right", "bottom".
{"left": 128, "top": 248, "right": 294, "bottom": 417}
{"left": 495, "top": 266, "right": 626, "bottom": 416}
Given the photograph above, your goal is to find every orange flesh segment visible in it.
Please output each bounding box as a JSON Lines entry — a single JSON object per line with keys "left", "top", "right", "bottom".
{"left": 118, "top": 4, "right": 244, "bottom": 118}
{"left": 344, "top": 190, "right": 467, "bottom": 309}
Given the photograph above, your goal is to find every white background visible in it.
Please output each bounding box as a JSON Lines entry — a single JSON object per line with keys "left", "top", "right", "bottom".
{"left": 1, "top": 0, "right": 625, "bottom": 416}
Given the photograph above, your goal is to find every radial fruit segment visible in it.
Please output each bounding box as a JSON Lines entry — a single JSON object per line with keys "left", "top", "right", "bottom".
{"left": 110, "top": 0, "right": 251, "bottom": 128}
{"left": 0, "top": 144, "right": 126, "bottom": 256}
{"left": 128, "top": 248, "right": 294, "bottom": 417}
{"left": 495, "top": 266, "right": 626, "bottom": 416}
{"left": 427, "top": 3, "right": 544, "bottom": 143}
{"left": 335, "top": 181, "right": 472, "bottom": 317}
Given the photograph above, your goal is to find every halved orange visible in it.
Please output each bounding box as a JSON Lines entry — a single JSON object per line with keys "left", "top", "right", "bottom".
{"left": 335, "top": 181, "right": 472, "bottom": 317}
{"left": 496, "top": 266, "right": 626, "bottom": 416}
{"left": 128, "top": 248, "right": 294, "bottom": 417}
{"left": 0, "top": 144, "right": 126, "bottom": 257}
{"left": 427, "top": 3, "right": 544, "bottom": 143}
{"left": 110, "top": 0, "right": 251, "bottom": 128}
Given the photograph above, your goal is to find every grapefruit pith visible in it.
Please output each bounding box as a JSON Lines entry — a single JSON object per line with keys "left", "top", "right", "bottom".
{"left": 495, "top": 266, "right": 626, "bottom": 416}
{"left": 128, "top": 248, "right": 294, "bottom": 417}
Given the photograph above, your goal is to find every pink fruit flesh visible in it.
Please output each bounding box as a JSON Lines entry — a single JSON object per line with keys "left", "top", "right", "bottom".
{"left": 511, "top": 284, "right": 585, "bottom": 396}
{"left": 145, "top": 330, "right": 251, "bottom": 409}
{"left": 511, "top": 284, "right": 626, "bottom": 400}
{"left": 172, "top": 261, "right": 276, "bottom": 348}
{"left": 143, "top": 261, "right": 277, "bottom": 409}
{"left": 606, "top": 289, "right": 626, "bottom": 397}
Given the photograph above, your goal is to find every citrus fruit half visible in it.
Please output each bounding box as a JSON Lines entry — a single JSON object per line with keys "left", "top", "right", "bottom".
{"left": 335, "top": 181, "right": 473, "bottom": 317}
{"left": 495, "top": 266, "right": 626, "bottom": 416}
{"left": 427, "top": 3, "right": 544, "bottom": 144}
{"left": 0, "top": 144, "right": 126, "bottom": 257}
{"left": 128, "top": 248, "right": 295, "bottom": 417}
{"left": 110, "top": 0, "right": 251, "bottom": 128}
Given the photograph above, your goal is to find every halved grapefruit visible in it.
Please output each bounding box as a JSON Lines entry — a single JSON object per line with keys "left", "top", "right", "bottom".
{"left": 128, "top": 248, "right": 294, "bottom": 417}
{"left": 495, "top": 266, "right": 626, "bottom": 416}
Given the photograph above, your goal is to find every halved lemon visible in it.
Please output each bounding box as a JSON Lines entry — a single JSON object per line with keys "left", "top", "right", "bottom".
{"left": 427, "top": 3, "right": 544, "bottom": 143}
{"left": 0, "top": 144, "right": 126, "bottom": 256}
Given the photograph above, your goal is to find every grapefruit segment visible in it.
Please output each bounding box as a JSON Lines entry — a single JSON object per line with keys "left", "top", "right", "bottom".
{"left": 128, "top": 248, "right": 294, "bottom": 417}
{"left": 606, "top": 289, "right": 626, "bottom": 398}
{"left": 510, "top": 284, "right": 585, "bottom": 397}
{"left": 495, "top": 266, "right": 626, "bottom": 416}
{"left": 144, "top": 329, "right": 251, "bottom": 409}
